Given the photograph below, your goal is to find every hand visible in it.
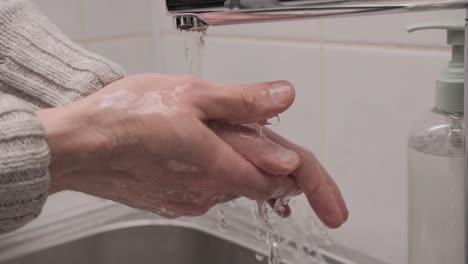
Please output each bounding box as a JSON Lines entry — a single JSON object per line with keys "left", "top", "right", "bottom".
{"left": 37, "top": 74, "right": 300, "bottom": 218}
{"left": 211, "top": 123, "right": 348, "bottom": 228}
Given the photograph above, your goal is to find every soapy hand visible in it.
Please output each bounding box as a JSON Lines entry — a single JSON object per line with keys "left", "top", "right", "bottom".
{"left": 38, "top": 74, "right": 299, "bottom": 217}
{"left": 37, "top": 73, "right": 347, "bottom": 228}
{"left": 211, "top": 123, "right": 348, "bottom": 228}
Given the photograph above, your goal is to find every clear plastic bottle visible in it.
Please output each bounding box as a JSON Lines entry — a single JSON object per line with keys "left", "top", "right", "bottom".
{"left": 408, "top": 109, "right": 464, "bottom": 264}
{"left": 407, "top": 21, "right": 465, "bottom": 264}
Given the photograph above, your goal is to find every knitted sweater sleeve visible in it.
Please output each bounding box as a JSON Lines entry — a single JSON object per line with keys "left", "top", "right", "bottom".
{"left": 0, "top": 0, "right": 125, "bottom": 234}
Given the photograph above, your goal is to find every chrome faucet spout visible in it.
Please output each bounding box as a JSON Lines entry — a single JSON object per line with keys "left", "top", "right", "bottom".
{"left": 174, "top": 15, "right": 208, "bottom": 31}
{"left": 166, "top": 0, "right": 468, "bottom": 31}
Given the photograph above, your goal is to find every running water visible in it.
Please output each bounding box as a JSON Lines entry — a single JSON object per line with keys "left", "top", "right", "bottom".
{"left": 181, "top": 29, "right": 230, "bottom": 234}
{"left": 182, "top": 30, "right": 207, "bottom": 76}
{"left": 257, "top": 202, "right": 283, "bottom": 264}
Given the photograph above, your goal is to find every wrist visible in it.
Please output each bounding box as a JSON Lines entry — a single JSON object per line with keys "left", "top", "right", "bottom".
{"left": 36, "top": 105, "right": 110, "bottom": 194}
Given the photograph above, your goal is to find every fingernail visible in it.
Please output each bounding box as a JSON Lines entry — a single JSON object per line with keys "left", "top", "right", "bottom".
{"left": 276, "top": 148, "right": 299, "bottom": 163}
{"left": 270, "top": 83, "right": 292, "bottom": 105}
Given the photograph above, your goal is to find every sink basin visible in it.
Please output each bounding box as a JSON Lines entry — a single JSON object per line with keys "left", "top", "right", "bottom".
{"left": 2, "top": 223, "right": 269, "bottom": 264}
{"left": 0, "top": 201, "right": 386, "bottom": 264}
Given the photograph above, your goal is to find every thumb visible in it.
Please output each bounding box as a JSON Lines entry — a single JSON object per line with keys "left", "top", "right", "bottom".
{"left": 194, "top": 81, "right": 295, "bottom": 123}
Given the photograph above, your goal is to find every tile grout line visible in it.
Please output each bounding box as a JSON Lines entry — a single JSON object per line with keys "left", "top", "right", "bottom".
{"left": 160, "top": 31, "right": 450, "bottom": 53}
{"left": 151, "top": 0, "right": 165, "bottom": 72}
{"left": 79, "top": 0, "right": 85, "bottom": 40}
{"left": 79, "top": 32, "right": 153, "bottom": 44}
{"left": 319, "top": 20, "right": 327, "bottom": 161}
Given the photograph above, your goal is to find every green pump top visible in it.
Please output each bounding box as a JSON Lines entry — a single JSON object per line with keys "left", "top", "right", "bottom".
{"left": 408, "top": 21, "right": 465, "bottom": 113}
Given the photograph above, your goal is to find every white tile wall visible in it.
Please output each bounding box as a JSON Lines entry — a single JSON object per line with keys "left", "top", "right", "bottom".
{"left": 28, "top": 1, "right": 465, "bottom": 264}
{"left": 33, "top": 0, "right": 82, "bottom": 40}
{"left": 84, "top": 36, "right": 156, "bottom": 74}
{"left": 33, "top": 0, "right": 157, "bottom": 73}
{"left": 81, "top": 0, "right": 152, "bottom": 39}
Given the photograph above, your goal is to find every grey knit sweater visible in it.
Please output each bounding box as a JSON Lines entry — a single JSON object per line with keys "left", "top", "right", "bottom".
{"left": 0, "top": 0, "right": 125, "bottom": 234}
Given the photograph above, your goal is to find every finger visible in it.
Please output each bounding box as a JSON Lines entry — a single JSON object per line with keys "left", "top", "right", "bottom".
{"left": 202, "top": 131, "right": 274, "bottom": 203}
{"left": 215, "top": 146, "right": 287, "bottom": 203}
{"left": 297, "top": 161, "right": 344, "bottom": 228}
{"left": 210, "top": 122, "right": 299, "bottom": 176}
{"left": 185, "top": 124, "right": 278, "bottom": 204}
{"left": 194, "top": 81, "right": 295, "bottom": 123}
{"left": 262, "top": 128, "right": 347, "bottom": 228}
{"left": 319, "top": 164, "right": 349, "bottom": 222}
{"left": 219, "top": 155, "right": 275, "bottom": 203}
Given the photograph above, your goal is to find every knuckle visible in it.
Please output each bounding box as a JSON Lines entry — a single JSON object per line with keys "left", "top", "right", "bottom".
{"left": 181, "top": 74, "right": 204, "bottom": 87}
{"left": 256, "top": 156, "right": 279, "bottom": 173}
{"left": 239, "top": 86, "right": 258, "bottom": 114}
{"left": 254, "top": 151, "right": 297, "bottom": 176}
{"left": 309, "top": 180, "right": 327, "bottom": 198}
{"left": 279, "top": 177, "right": 301, "bottom": 195}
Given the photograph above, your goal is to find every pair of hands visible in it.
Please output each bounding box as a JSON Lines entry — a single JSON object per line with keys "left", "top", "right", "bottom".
{"left": 37, "top": 74, "right": 348, "bottom": 228}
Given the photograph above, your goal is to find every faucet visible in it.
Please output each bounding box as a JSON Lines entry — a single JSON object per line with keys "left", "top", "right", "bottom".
{"left": 166, "top": 0, "right": 468, "bottom": 31}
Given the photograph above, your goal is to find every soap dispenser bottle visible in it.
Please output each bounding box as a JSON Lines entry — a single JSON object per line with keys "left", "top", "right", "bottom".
{"left": 407, "top": 22, "right": 465, "bottom": 264}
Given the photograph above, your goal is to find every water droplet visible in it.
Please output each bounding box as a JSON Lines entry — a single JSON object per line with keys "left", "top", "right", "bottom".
{"left": 229, "top": 200, "right": 237, "bottom": 208}
{"left": 273, "top": 196, "right": 290, "bottom": 216}
{"left": 219, "top": 218, "right": 228, "bottom": 231}
{"left": 267, "top": 115, "right": 281, "bottom": 126}
{"left": 255, "top": 253, "right": 265, "bottom": 262}
{"left": 216, "top": 205, "right": 228, "bottom": 232}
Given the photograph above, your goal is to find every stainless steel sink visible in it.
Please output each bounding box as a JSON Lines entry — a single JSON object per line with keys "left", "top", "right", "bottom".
{"left": 0, "top": 200, "right": 387, "bottom": 264}
{"left": 2, "top": 223, "right": 269, "bottom": 264}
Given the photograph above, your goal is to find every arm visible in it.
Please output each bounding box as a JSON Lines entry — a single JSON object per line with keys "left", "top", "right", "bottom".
{"left": 0, "top": 0, "right": 124, "bottom": 234}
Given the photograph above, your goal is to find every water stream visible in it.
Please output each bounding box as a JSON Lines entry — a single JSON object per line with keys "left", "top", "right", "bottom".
{"left": 182, "top": 30, "right": 207, "bottom": 76}
{"left": 181, "top": 30, "right": 331, "bottom": 264}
